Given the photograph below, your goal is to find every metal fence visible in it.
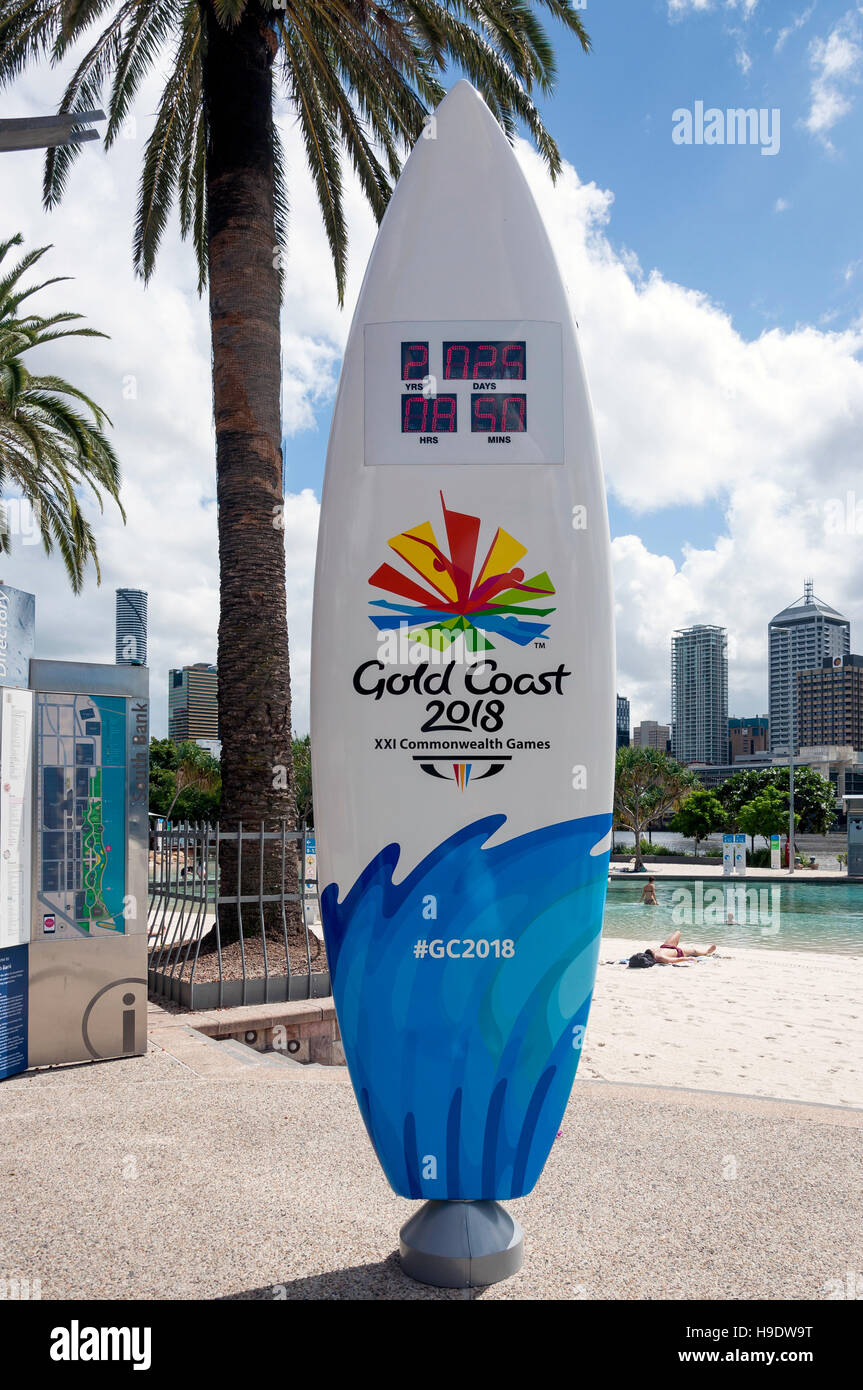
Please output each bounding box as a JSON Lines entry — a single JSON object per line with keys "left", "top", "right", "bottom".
{"left": 147, "top": 819, "right": 331, "bottom": 1011}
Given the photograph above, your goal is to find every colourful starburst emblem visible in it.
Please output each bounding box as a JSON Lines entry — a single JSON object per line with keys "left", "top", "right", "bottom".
{"left": 368, "top": 493, "right": 556, "bottom": 651}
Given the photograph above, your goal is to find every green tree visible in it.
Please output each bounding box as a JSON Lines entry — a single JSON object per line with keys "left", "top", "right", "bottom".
{"left": 614, "top": 746, "right": 697, "bottom": 871}
{"left": 0, "top": 233, "right": 123, "bottom": 590}
{"left": 149, "top": 738, "right": 221, "bottom": 821}
{"left": 717, "top": 766, "right": 835, "bottom": 835}
{"left": 292, "top": 733, "right": 313, "bottom": 827}
{"left": 0, "top": 3, "right": 591, "bottom": 936}
{"left": 669, "top": 788, "right": 725, "bottom": 858}
{"left": 738, "top": 787, "right": 797, "bottom": 853}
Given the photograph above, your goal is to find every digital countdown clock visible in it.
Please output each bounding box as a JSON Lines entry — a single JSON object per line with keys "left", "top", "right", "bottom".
{"left": 365, "top": 319, "right": 563, "bottom": 465}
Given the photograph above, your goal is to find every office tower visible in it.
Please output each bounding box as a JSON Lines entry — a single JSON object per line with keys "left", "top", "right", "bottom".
{"left": 115, "top": 588, "right": 147, "bottom": 666}
{"left": 633, "top": 720, "right": 670, "bottom": 750}
{"left": 671, "top": 625, "right": 728, "bottom": 765}
{"left": 168, "top": 664, "right": 218, "bottom": 744}
{"left": 768, "top": 579, "right": 849, "bottom": 753}
{"left": 797, "top": 655, "right": 863, "bottom": 750}
{"left": 728, "top": 716, "right": 769, "bottom": 762}
{"left": 616, "top": 694, "right": 630, "bottom": 748}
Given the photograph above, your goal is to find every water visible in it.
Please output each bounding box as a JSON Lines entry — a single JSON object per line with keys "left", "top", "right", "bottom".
{"left": 603, "top": 879, "right": 863, "bottom": 956}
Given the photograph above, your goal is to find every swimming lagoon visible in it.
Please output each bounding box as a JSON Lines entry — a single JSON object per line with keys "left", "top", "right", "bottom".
{"left": 603, "top": 878, "right": 863, "bottom": 956}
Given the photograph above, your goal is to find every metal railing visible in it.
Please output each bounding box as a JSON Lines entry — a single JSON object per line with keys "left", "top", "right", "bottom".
{"left": 147, "top": 819, "right": 330, "bottom": 1011}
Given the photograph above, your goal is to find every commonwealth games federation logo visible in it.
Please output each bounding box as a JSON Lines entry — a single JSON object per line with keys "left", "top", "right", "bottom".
{"left": 367, "top": 492, "right": 556, "bottom": 653}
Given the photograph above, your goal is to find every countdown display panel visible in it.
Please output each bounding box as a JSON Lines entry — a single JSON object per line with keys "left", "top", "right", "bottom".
{"left": 443, "top": 340, "right": 526, "bottom": 380}
{"left": 365, "top": 320, "right": 563, "bottom": 466}
{"left": 401, "top": 394, "right": 457, "bottom": 433}
{"left": 471, "top": 393, "right": 526, "bottom": 433}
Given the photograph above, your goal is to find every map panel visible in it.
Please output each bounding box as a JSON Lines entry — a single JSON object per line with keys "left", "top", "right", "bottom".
{"left": 35, "top": 694, "right": 127, "bottom": 937}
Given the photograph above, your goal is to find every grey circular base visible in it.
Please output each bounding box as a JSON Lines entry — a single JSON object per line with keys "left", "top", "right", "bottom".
{"left": 399, "top": 1200, "right": 524, "bottom": 1288}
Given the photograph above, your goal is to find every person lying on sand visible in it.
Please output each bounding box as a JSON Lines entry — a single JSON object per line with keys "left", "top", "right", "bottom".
{"left": 648, "top": 931, "right": 716, "bottom": 965}
{"left": 640, "top": 877, "right": 658, "bottom": 905}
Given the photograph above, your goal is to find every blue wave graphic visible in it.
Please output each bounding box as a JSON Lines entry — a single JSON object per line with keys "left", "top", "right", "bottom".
{"left": 321, "top": 812, "right": 611, "bottom": 1199}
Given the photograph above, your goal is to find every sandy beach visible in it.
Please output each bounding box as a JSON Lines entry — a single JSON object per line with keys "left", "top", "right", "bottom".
{"left": 580, "top": 937, "right": 863, "bottom": 1109}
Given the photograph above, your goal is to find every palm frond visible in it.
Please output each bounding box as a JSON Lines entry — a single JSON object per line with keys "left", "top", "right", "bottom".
{"left": 0, "top": 231, "right": 124, "bottom": 589}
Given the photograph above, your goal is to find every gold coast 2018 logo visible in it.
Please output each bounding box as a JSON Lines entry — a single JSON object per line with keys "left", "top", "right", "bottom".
{"left": 352, "top": 495, "right": 571, "bottom": 789}
{"left": 367, "top": 492, "right": 556, "bottom": 652}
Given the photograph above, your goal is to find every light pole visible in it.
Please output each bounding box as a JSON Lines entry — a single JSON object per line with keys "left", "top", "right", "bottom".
{"left": 0, "top": 110, "right": 104, "bottom": 154}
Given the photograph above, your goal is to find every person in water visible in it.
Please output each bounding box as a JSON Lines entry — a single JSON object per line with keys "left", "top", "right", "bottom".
{"left": 640, "top": 877, "right": 658, "bottom": 905}
{"left": 647, "top": 931, "right": 717, "bottom": 965}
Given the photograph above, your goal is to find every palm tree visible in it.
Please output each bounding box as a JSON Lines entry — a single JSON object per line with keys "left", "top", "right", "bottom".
{"left": 0, "top": 232, "right": 123, "bottom": 591}
{"left": 0, "top": 1, "right": 589, "bottom": 936}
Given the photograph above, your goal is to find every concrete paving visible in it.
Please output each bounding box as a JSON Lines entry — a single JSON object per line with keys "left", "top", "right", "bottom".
{"left": 1, "top": 1044, "right": 860, "bottom": 1301}
{"left": 610, "top": 864, "right": 853, "bottom": 882}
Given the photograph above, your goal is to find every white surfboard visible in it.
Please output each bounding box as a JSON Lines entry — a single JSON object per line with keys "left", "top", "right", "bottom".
{"left": 311, "top": 80, "right": 614, "bottom": 1201}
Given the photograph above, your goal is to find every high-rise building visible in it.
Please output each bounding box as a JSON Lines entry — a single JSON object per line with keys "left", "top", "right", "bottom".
{"left": 768, "top": 580, "right": 849, "bottom": 753}
{"left": 115, "top": 588, "right": 147, "bottom": 666}
{"left": 616, "top": 694, "right": 630, "bottom": 748}
{"left": 728, "top": 716, "right": 769, "bottom": 762}
{"left": 633, "top": 720, "right": 670, "bottom": 750}
{"left": 671, "top": 625, "right": 728, "bottom": 766}
{"left": 168, "top": 664, "right": 218, "bottom": 744}
{"left": 797, "top": 655, "right": 863, "bottom": 750}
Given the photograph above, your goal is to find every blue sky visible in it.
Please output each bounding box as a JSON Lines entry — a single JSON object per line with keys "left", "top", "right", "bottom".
{"left": 285, "top": 0, "right": 863, "bottom": 564}
{"left": 542, "top": 1, "right": 862, "bottom": 339}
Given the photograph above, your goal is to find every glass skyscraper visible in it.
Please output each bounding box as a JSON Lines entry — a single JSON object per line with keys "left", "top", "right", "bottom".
{"left": 115, "top": 588, "right": 147, "bottom": 666}
{"left": 671, "top": 624, "right": 728, "bottom": 766}
{"left": 768, "top": 581, "right": 850, "bottom": 753}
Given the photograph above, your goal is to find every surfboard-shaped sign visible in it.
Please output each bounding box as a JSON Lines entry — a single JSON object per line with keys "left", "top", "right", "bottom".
{"left": 311, "top": 81, "right": 614, "bottom": 1207}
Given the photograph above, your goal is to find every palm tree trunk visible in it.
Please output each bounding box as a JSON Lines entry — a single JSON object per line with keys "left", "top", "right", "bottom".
{"left": 203, "top": 3, "right": 298, "bottom": 941}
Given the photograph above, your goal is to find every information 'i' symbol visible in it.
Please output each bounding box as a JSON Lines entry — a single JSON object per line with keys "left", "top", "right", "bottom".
{"left": 122, "top": 992, "right": 136, "bottom": 1053}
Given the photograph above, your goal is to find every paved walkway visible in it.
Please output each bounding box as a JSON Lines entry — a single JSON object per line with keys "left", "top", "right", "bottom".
{"left": 611, "top": 864, "right": 852, "bottom": 882}
{"left": 1, "top": 1042, "right": 860, "bottom": 1300}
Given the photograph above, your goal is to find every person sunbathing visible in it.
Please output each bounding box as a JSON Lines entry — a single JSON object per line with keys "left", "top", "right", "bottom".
{"left": 648, "top": 931, "right": 716, "bottom": 965}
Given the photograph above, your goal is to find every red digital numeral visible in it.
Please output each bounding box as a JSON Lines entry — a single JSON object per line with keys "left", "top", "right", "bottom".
{"left": 501, "top": 395, "right": 526, "bottom": 431}
{"left": 501, "top": 343, "right": 525, "bottom": 379}
{"left": 431, "top": 396, "right": 457, "bottom": 432}
{"left": 403, "top": 396, "right": 428, "bottom": 431}
{"left": 471, "top": 396, "right": 497, "bottom": 432}
{"left": 402, "top": 343, "right": 428, "bottom": 380}
{"left": 445, "top": 344, "right": 469, "bottom": 379}
{"left": 473, "top": 344, "right": 497, "bottom": 378}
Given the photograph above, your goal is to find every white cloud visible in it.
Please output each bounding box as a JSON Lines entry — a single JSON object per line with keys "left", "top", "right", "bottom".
{"left": 668, "top": 0, "right": 714, "bottom": 16}
{"left": 804, "top": 11, "right": 863, "bottom": 146}
{"left": 3, "top": 68, "right": 863, "bottom": 742}
{"left": 668, "top": 0, "right": 757, "bottom": 18}
{"left": 775, "top": 5, "right": 815, "bottom": 53}
{"left": 735, "top": 45, "right": 753, "bottom": 74}
{"left": 774, "top": 196, "right": 790, "bottom": 212}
